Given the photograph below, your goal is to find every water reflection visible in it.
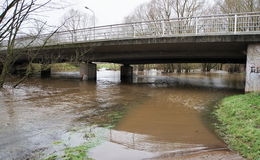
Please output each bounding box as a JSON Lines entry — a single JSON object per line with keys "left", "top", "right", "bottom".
{"left": 134, "top": 71, "right": 245, "bottom": 90}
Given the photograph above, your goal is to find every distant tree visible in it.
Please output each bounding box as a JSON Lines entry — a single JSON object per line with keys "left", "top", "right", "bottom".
{"left": 201, "top": 63, "right": 218, "bottom": 72}
{"left": 216, "top": 0, "right": 260, "bottom": 13}
{"left": 124, "top": 0, "right": 205, "bottom": 73}
{"left": 125, "top": 0, "right": 205, "bottom": 22}
{"left": 60, "top": 9, "right": 94, "bottom": 42}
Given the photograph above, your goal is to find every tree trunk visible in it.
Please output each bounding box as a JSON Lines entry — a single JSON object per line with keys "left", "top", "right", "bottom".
{"left": 206, "top": 64, "right": 212, "bottom": 72}
{"left": 219, "top": 63, "right": 223, "bottom": 70}
{"left": 0, "top": 55, "right": 12, "bottom": 88}
{"left": 201, "top": 63, "right": 207, "bottom": 72}
{"left": 137, "top": 64, "right": 144, "bottom": 71}
{"left": 177, "top": 64, "right": 182, "bottom": 73}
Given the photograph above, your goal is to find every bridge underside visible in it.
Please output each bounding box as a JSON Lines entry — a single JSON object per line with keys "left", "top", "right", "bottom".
{"left": 87, "top": 41, "right": 247, "bottom": 64}
{"left": 10, "top": 34, "right": 258, "bottom": 65}
{"left": 33, "top": 35, "right": 252, "bottom": 64}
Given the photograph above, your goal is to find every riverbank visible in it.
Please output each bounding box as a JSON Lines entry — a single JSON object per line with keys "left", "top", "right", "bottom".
{"left": 214, "top": 92, "right": 260, "bottom": 160}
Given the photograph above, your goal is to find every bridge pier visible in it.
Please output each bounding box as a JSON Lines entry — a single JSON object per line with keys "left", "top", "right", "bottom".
{"left": 0, "top": 64, "right": 2, "bottom": 73}
{"left": 245, "top": 44, "right": 260, "bottom": 92}
{"left": 121, "top": 64, "right": 133, "bottom": 83}
{"left": 41, "top": 65, "right": 51, "bottom": 78}
{"left": 80, "top": 62, "right": 97, "bottom": 80}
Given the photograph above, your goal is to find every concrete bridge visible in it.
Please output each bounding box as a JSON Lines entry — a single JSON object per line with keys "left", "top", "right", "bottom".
{"left": 1, "top": 12, "right": 260, "bottom": 92}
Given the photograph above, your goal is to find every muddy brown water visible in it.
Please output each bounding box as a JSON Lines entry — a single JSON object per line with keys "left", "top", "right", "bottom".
{"left": 0, "top": 70, "right": 245, "bottom": 160}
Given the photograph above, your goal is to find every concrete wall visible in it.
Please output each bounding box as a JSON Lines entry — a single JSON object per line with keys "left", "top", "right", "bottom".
{"left": 245, "top": 44, "right": 260, "bottom": 92}
{"left": 80, "top": 62, "right": 97, "bottom": 80}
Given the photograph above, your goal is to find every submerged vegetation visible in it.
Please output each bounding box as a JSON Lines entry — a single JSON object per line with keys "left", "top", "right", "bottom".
{"left": 44, "top": 144, "right": 95, "bottom": 160}
{"left": 214, "top": 92, "right": 260, "bottom": 160}
{"left": 42, "top": 106, "right": 127, "bottom": 160}
{"left": 43, "top": 127, "right": 103, "bottom": 160}
{"left": 101, "top": 109, "right": 127, "bottom": 128}
{"left": 43, "top": 105, "right": 128, "bottom": 160}
{"left": 76, "top": 103, "right": 128, "bottom": 129}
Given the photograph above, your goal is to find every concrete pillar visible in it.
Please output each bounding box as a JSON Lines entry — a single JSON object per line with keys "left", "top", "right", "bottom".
{"left": 121, "top": 64, "right": 133, "bottom": 83}
{"left": 41, "top": 65, "right": 51, "bottom": 78}
{"left": 245, "top": 44, "right": 260, "bottom": 92}
{"left": 0, "top": 64, "right": 2, "bottom": 73}
{"left": 80, "top": 62, "right": 97, "bottom": 80}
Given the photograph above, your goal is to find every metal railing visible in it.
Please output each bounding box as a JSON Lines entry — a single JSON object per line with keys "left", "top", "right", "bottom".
{"left": 2, "top": 12, "right": 260, "bottom": 48}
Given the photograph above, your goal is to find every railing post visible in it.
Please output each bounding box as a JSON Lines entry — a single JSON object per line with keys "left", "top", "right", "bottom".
{"left": 195, "top": 17, "right": 198, "bottom": 35}
{"left": 109, "top": 25, "right": 112, "bottom": 39}
{"left": 234, "top": 14, "right": 237, "bottom": 34}
{"left": 93, "top": 27, "right": 96, "bottom": 40}
{"left": 162, "top": 21, "right": 165, "bottom": 36}
{"left": 117, "top": 27, "right": 119, "bottom": 39}
{"left": 133, "top": 24, "right": 136, "bottom": 38}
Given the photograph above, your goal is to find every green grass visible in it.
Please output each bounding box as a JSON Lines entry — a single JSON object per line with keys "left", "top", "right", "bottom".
{"left": 43, "top": 129, "right": 101, "bottom": 160}
{"left": 31, "top": 63, "right": 41, "bottom": 73}
{"left": 43, "top": 144, "right": 94, "bottom": 160}
{"left": 31, "top": 63, "right": 79, "bottom": 73}
{"left": 50, "top": 63, "right": 79, "bottom": 72}
{"left": 62, "top": 144, "right": 94, "bottom": 160}
{"left": 97, "top": 63, "right": 120, "bottom": 70}
{"left": 32, "top": 63, "right": 120, "bottom": 73}
{"left": 214, "top": 92, "right": 260, "bottom": 160}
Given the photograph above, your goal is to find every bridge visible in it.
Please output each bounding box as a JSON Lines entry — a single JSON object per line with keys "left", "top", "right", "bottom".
{"left": 1, "top": 12, "right": 260, "bottom": 92}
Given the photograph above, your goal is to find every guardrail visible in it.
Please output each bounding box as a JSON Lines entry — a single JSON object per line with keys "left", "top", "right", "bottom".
{"left": 2, "top": 12, "right": 260, "bottom": 48}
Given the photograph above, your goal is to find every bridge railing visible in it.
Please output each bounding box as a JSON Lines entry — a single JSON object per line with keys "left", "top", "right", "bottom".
{"left": 2, "top": 12, "right": 260, "bottom": 48}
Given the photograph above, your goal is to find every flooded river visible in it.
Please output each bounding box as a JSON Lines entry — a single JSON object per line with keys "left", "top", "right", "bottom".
{"left": 0, "top": 70, "right": 245, "bottom": 160}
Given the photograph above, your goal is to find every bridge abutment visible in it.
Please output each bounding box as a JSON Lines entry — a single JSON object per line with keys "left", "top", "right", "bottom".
{"left": 245, "top": 44, "right": 260, "bottom": 92}
{"left": 121, "top": 64, "right": 133, "bottom": 83}
{"left": 80, "top": 62, "right": 97, "bottom": 80}
{"left": 41, "top": 65, "right": 51, "bottom": 78}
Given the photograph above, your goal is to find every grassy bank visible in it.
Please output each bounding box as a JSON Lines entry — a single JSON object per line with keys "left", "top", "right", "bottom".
{"left": 32, "top": 63, "right": 120, "bottom": 73}
{"left": 50, "top": 63, "right": 79, "bottom": 72}
{"left": 31, "top": 63, "right": 79, "bottom": 73}
{"left": 214, "top": 92, "right": 260, "bottom": 160}
{"left": 97, "top": 63, "right": 120, "bottom": 70}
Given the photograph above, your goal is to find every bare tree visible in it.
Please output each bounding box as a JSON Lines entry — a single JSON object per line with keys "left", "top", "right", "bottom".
{"left": 216, "top": 0, "right": 260, "bottom": 13}
{"left": 1, "top": 0, "right": 38, "bottom": 87}
{"left": 125, "top": 0, "right": 204, "bottom": 22}
{"left": 60, "top": 9, "right": 94, "bottom": 42}
{"left": 12, "top": 22, "right": 63, "bottom": 88}
{"left": 0, "top": 0, "right": 66, "bottom": 88}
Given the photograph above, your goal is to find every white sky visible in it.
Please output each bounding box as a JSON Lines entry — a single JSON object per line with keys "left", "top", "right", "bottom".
{"left": 45, "top": 0, "right": 151, "bottom": 27}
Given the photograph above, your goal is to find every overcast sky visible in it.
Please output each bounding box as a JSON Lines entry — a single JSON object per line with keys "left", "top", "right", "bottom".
{"left": 45, "top": 0, "right": 151, "bottom": 27}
